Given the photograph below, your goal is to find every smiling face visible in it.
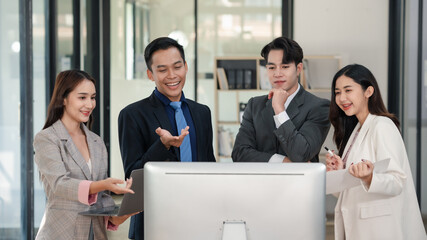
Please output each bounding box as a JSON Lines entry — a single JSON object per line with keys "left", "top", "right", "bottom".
{"left": 62, "top": 79, "right": 96, "bottom": 124}
{"left": 147, "top": 47, "right": 188, "bottom": 102}
{"left": 334, "top": 75, "right": 373, "bottom": 124}
{"left": 266, "top": 49, "right": 302, "bottom": 94}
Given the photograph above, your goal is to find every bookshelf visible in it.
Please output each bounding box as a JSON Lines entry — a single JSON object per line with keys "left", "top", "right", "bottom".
{"left": 214, "top": 57, "right": 267, "bottom": 161}
{"left": 214, "top": 56, "right": 341, "bottom": 162}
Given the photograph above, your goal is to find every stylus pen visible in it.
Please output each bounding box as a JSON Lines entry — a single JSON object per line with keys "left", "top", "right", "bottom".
{"left": 324, "top": 146, "right": 334, "bottom": 157}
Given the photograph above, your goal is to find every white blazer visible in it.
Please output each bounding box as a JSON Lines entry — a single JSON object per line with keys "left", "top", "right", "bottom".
{"left": 334, "top": 114, "right": 426, "bottom": 240}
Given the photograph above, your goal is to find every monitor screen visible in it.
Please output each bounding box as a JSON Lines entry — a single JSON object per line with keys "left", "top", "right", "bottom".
{"left": 144, "top": 162, "right": 326, "bottom": 240}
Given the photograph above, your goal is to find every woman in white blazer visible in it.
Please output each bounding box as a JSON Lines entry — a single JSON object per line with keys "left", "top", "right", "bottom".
{"left": 326, "top": 64, "right": 426, "bottom": 240}
{"left": 34, "top": 70, "right": 135, "bottom": 240}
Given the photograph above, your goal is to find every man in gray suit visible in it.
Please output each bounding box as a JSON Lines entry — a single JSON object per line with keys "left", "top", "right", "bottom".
{"left": 232, "top": 36, "right": 330, "bottom": 163}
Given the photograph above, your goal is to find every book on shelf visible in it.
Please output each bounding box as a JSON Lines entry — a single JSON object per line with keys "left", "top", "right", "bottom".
{"left": 235, "top": 69, "right": 244, "bottom": 89}
{"left": 226, "top": 69, "right": 236, "bottom": 89}
{"left": 244, "top": 69, "right": 253, "bottom": 89}
{"left": 216, "top": 67, "right": 229, "bottom": 90}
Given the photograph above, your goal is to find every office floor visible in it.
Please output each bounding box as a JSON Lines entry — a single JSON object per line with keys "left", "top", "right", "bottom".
{"left": 107, "top": 196, "right": 426, "bottom": 240}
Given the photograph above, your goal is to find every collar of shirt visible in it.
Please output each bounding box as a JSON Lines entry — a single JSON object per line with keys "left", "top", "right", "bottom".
{"left": 284, "top": 83, "right": 301, "bottom": 109}
{"left": 154, "top": 88, "right": 187, "bottom": 105}
{"left": 153, "top": 88, "right": 187, "bottom": 136}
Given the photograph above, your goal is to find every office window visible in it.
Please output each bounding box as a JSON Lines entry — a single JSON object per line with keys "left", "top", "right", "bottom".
{"left": 33, "top": 0, "right": 47, "bottom": 235}
{"left": 110, "top": 0, "right": 196, "bottom": 180}
{"left": 57, "top": 0, "right": 74, "bottom": 73}
{"left": 402, "top": 0, "right": 427, "bottom": 214}
{"left": 197, "top": 0, "right": 281, "bottom": 74}
{"left": 0, "top": 1, "right": 21, "bottom": 238}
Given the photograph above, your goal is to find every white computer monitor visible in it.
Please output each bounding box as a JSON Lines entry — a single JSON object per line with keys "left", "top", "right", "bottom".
{"left": 144, "top": 162, "right": 326, "bottom": 240}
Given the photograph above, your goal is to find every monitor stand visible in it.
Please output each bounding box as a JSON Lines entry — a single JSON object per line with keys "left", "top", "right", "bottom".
{"left": 221, "top": 221, "right": 247, "bottom": 240}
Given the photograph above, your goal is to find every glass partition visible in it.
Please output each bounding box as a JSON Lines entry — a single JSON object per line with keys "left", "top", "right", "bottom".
{"left": 0, "top": 1, "right": 21, "bottom": 238}
{"left": 125, "top": 0, "right": 150, "bottom": 80}
{"left": 403, "top": 0, "right": 427, "bottom": 214}
{"left": 33, "top": 0, "right": 47, "bottom": 235}
{"left": 57, "top": 0, "right": 74, "bottom": 73}
{"left": 110, "top": 0, "right": 195, "bottom": 180}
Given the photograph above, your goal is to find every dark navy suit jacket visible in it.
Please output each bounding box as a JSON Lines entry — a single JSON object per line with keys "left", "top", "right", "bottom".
{"left": 118, "top": 91, "right": 215, "bottom": 239}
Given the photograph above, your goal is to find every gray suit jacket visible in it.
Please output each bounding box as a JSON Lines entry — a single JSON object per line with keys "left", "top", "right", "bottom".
{"left": 232, "top": 87, "right": 330, "bottom": 162}
{"left": 34, "top": 120, "right": 114, "bottom": 240}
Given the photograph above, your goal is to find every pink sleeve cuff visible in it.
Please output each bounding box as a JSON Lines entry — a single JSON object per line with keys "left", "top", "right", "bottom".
{"left": 78, "top": 180, "right": 98, "bottom": 205}
{"left": 105, "top": 216, "right": 119, "bottom": 231}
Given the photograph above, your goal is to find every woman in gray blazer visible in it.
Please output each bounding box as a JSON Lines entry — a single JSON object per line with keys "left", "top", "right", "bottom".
{"left": 326, "top": 64, "right": 425, "bottom": 240}
{"left": 34, "top": 70, "right": 134, "bottom": 240}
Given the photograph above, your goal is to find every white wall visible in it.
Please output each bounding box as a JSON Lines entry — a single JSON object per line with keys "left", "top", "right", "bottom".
{"left": 294, "top": 0, "right": 389, "bottom": 214}
{"left": 404, "top": 0, "right": 427, "bottom": 214}
{"left": 294, "top": 0, "right": 389, "bottom": 102}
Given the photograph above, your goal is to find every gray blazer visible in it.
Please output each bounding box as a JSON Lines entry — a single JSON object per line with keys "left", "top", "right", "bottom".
{"left": 232, "top": 87, "right": 330, "bottom": 162}
{"left": 34, "top": 120, "right": 114, "bottom": 240}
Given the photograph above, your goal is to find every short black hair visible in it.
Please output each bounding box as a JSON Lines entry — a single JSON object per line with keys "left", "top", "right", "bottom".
{"left": 144, "top": 37, "right": 186, "bottom": 71}
{"left": 260, "top": 36, "right": 303, "bottom": 66}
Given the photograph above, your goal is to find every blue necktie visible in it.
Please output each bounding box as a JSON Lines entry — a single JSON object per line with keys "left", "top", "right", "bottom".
{"left": 170, "top": 101, "right": 192, "bottom": 162}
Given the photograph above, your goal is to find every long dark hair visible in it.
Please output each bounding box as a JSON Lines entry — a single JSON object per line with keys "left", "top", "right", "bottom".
{"left": 43, "top": 70, "right": 96, "bottom": 130}
{"left": 330, "top": 64, "right": 399, "bottom": 156}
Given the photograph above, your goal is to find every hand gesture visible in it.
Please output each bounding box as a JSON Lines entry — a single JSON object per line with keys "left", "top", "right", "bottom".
{"left": 109, "top": 211, "right": 141, "bottom": 226}
{"left": 348, "top": 159, "right": 374, "bottom": 187}
{"left": 268, "top": 88, "right": 290, "bottom": 115}
{"left": 155, "top": 126, "right": 189, "bottom": 149}
{"left": 325, "top": 151, "right": 343, "bottom": 171}
{"left": 103, "top": 177, "right": 134, "bottom": 195}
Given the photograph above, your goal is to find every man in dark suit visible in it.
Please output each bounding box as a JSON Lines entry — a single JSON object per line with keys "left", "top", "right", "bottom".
{"left": 232, "top": 36, "right": 330, "bottom": 163}
{"left": 118, "top": 37, "right": 216, "bottom": 239}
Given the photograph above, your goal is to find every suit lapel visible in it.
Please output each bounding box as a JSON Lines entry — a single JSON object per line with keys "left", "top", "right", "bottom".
{"left": 261, "top": 88, "right": 304, "bottom": 155}
{"left": 355, "top": 114, "right": 372, "bottom": 147}
{"left": 260, "top": 88, "right": 305, "bottom": 131}
{"left": 53, "top": 120, "right": 92, "bottom": 180}
{"left": 261, "top": 97, "right": 281, "bottom": 152}
{"left": 261, "top": 97, "right": 276, "bottom": 130}
{"left": 150, "top": 93, "right": 174, "bottom": 133}
{"left": 186, "top": 100, "right": 202, "bottom": 159}
{"left": 346, "top": 114, "right": 373, "bottom": 165}
{"left": 286, "top": 87, "right": 305, "bottom": 120}
{"left": 83, "top": 124, "right": 98, "bottom": 180}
